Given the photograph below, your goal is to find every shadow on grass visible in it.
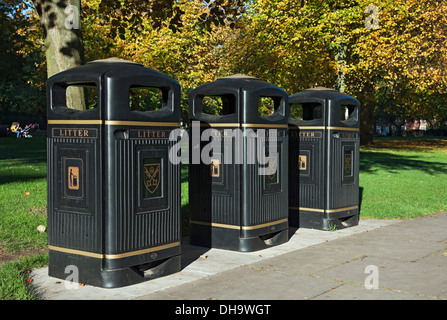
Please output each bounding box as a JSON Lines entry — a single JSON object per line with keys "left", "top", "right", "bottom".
{"left": 360, "top": 150, "right": 447, "bottom": 175}
{"left": 0, "top": 138, "right": 47, "bottom": 185}
{"left": 359, "top": 186, "right": 364, "bottom": 217}
{"left": 367, "top": 136, "right": 447, "bottom": 152}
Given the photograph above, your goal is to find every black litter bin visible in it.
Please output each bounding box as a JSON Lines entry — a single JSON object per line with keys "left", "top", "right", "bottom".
{"left": 288, "top": 87, "right": 360, "bottom": 230}
{"left": 47, "top": 58, "right": 181, "bottom": 288}
{"left": 188, "top": 74, "right": 289, "bottom": 251}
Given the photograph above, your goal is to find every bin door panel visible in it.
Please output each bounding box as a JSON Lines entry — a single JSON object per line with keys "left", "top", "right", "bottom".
{"left": 328, "top": 132, "right": 359, "bottom": 210}
{"left": 107, "top": 136, "right": 180, "bottom": 255}
{"left": 205, "top": 130, "right": 240, "bottom": 228}
{"left": 47, "top": 132, "right": 102, "bottom": 253}
{"left": 293, "top": 129, "right": 325, "bottom": 211}
{"left": 242, "top": 128, "right": 288, "bottom": 229}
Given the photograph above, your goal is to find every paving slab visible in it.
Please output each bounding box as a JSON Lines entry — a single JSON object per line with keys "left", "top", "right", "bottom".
{"left": 135, "top": 265, "right": 341, "bottom": 300}
{"left": 313, "top": 255, "right": 447, "bottom": 298}
{"left": 31, "top": 218, "right": 395, "bottom": 300}
{"left": 310, "top": 282, "right": 439, "bottom": 300}
{"left": 136, "top": 212, "right": 447, "bottom": 301}
{"left": 30, "top": 213, "right": 447, "bottom": 300}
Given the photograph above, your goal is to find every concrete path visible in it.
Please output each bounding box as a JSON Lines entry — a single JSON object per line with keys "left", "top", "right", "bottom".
{"left": 31, "top": 212, "right": 447, "bottom": 300}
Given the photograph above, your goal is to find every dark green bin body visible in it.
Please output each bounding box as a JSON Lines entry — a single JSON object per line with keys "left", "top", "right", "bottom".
{"left": 46, "top": 60, "right": 181, "bottom": 288}
{"left": 288, "top": 87, "right": 360, "bottom": 230}
{"left": 188, "top": 75, "right": 289, "bottom": 251}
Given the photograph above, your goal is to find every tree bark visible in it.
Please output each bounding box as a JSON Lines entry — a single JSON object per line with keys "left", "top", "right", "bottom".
{"left": 360, "top": 102, "right": 374, "bottom": 145}
{"left": 33, "top": 0, "right": 85, "bottom": 110}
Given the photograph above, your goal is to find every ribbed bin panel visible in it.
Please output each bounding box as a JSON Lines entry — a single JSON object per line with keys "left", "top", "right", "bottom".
{"left": 111, "top": 138, "right": 180, "bottom": 254}
{"left": 47, "top": 136, "right": 102, "bottom": 253}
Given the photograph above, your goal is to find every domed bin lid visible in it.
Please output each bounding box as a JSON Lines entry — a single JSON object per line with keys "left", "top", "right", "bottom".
{"left": 47, "top": 58, "right": 180, "bottom": 124}
{"left": 189, "top": 74, "right": 288, "bottom": 126}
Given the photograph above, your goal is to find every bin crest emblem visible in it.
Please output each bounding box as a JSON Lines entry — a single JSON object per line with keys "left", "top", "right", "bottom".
{"left": 144, "top": 163, "right": 160, "bottom": 194}
{"left": 344, "top": 154, "right": 352, "bottom": 176}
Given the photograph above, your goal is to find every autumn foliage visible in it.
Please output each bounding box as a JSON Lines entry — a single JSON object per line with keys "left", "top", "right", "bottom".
{"left": 1, "top": 0, "right": 446, "bottom": 143}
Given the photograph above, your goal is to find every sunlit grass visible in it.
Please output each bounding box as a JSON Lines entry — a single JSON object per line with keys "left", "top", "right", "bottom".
{"left": 359, "top": 137, "right": 447, "bottom": 219}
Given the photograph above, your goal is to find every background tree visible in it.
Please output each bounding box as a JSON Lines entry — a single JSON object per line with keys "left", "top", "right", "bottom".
{"left": 4, "top": 0, "right": 445, "bottom": 143}
{"left": 0, "top": 0, "right": 46, "bottom": 114}
{"left": 343, "top": 0, "right": 447, "bottom": 143}
{"left": 220, "top": 0, "right": 337, "bottom": 92}
{"left": 30, "top": 0, "right": 245, "bottom": 111}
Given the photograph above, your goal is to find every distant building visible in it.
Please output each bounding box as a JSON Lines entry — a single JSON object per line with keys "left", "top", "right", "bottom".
{"left": 375, "top": 119, "right": 428, "bottom": 136}
{"left": 403, "top": 119, "right": 427, "bottom": 131}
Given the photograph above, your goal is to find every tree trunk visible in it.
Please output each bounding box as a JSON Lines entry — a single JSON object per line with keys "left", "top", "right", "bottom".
{"left": 360, "top": 102, "right": 374, "bottom": 145}
{"left": 33, "top": 0, "right": 85, "bottom": 110}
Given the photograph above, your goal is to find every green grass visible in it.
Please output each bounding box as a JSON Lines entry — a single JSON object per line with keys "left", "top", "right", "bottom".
{"left": 0, "top": 137, "right": 191, "bottom": 299}
{"left": 0, "top": 137, "right": 48, "bottom": 300}
{"left": 359, "top": 137, "right": 447, "bottom": 219}
{"left": 1, "top": 135, "right": 447, "bottom": 299}
{"left": 181, "top": 164, "right": 190, "bottom": 236}
{"left": 0, "top": 254, "right": 47, "bottom": 300}
{"left": 0, "top": 137, "right": 48, "bottom": 253}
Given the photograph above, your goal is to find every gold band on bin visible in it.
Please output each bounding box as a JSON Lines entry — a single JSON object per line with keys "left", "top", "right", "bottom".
{"left": 48, "top": 120, "right": 180, "bottom": 127}
{"left": 190, "top": 218, "right": 288, "bottom": 231}
{"left": 289, "top": 205, "right": 358, "bottom": 213}
{"left": 48, "top": 241, "right": 180, "bottom": 260}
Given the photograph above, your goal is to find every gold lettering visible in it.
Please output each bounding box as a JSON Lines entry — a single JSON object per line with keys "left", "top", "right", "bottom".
{"left": 131, "top": 129, "right": 170, "bottom": 139}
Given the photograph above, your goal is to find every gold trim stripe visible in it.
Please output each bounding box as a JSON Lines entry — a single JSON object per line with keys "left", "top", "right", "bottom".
{"left": 242, "top": 218, "right": 288, "bottom": 230}
{"left": 191, "top": 220, "right": 240, "bottom": 230}
{"left": 48, "top": 120, "right": 180, "bottom": 127}
{"left": 105, "top": 242, "right": 180, "bottom": 259}
{"left": 105, "top": 120, "right": 180, "bottom": 127}
{"left": 290, "top": 205, "right": 358, "bottom": 213}
{"left": 199, "top": 123, "right": 288, "bottom": 128}
{"left": 289, "top": 206, "right": 324, "bottom": 213}
{"left": 48, "top": 245, "right": 104, "bottom": 259}
{"left": 48, "top": 120, "right": 103, "bottom": 125}
{"left": 242, "top": 123, "right": 289, "bottom": 128}
{"left": 326, "top": 205, "right": 358, "bottom": 213}
{"left": 291, "top": 126, "right": 326, "bottom": 130}
{"left": 327, "top": 127, "right": 359, "bottom": 132}
{"left": 289, "top": 125, "right": 359, "bottom": 131}
{"left": 190, "top": 218, "right": 288, "bottom": 230}
{"left": 199, "top": 123, "right": 240, "bottom": 128}
{"left": 48, "top": 241, "right": 180, "bottom": 260}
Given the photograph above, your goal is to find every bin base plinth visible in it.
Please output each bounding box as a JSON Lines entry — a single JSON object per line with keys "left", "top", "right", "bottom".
{"left": 290, "top": 209, "right": 359, "bottom": 230}
{"left": 48, "top": 249, "right": 181, "bottom": 288}
{"left": 189, "top": 223, "right": 288, "bottom": 252}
